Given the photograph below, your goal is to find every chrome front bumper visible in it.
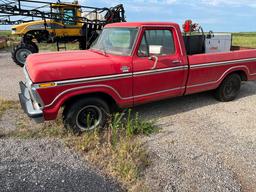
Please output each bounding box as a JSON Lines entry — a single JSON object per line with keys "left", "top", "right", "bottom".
{"left": 18, "top": 81, "right": 44, "bottom": 123}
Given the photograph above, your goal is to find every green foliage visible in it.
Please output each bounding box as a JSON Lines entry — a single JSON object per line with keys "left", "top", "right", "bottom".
{"left": 232, "top": 32, "right": 256, "bottom": 48}
{"left": 0, "top": 30, "right": 11, "bottom": 36}
{"left": 113, "top": 109, "right": 157, "bottom": 136}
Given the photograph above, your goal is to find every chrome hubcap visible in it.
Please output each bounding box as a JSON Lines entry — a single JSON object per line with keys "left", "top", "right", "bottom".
{"left": 76, "top": 105, "right": 103, "bottom": 131}
{"left": 16, "top": 48, "right": 32, "bottom": 64}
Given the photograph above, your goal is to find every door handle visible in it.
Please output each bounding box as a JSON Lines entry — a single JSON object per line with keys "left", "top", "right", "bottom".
{"left": 148, "top": 56, "right": 158, "bottom": 70}
{"left": 172, "top": 60, "right": 181, "bottom": 64}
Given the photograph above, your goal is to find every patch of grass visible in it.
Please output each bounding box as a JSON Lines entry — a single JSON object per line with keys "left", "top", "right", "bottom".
{"left": 0, "top": 99, "right": 18, "bottom": 117}
{"left": 10, "top": 109, "right": 158, "bottom": 191}
{"left": 232, "top": 32, "right": 256, "bottom": 48}
{"left": 13, "top": 117, "right": 69, "bottom": 139}
{"left": 0, "top": 30, "right": 11, "bottom": 36}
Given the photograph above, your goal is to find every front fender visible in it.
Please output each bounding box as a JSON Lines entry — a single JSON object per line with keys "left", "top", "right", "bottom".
{"left": 40, "top": 84, "right": 133, "bottom": 120}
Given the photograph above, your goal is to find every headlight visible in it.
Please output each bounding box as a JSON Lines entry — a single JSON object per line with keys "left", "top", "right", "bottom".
{"left": 23, "top": 67, "right": 44, "bottom": 108}
{"left": 31, "top": 86, "right": 44, "bottom": 108}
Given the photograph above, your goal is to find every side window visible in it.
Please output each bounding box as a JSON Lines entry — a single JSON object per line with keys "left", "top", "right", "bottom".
{"left": 63, "top": 9, "right": 75, "bottom": 25}
{"left": 138, "top": 29, "right": 175, "bottom": 57}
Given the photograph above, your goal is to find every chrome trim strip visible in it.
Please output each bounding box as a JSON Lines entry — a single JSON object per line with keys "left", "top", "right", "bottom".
{"left": 134, "top": 86, "right": 185, "bottom": 98}
{"left": 44, "top": 84, "right": 185, "bottom": 108}
{"left": 56, "top": 73, "right": 133, "bottom": 86}
{"left": 133, "top": 66, "right": 187, "bottom": 76}
{"left": 187, "top": 65, "right": 250, "bottom": 88}
{"left": 44, "top": 84, "right": 133, "bottom": 108}
{"left": 190, "top": 58, "right": 256, "bottom": 69}
{"left": 250, "top": 72, "right": 256, "bottom": 76}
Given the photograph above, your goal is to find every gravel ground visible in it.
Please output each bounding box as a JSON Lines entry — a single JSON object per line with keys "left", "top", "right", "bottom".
{"left": 0, "top": 50, "right": 24, "bottom": 101}
{"left": 0, "top": 139, "right": 122, "bottom": 192}
{"left": 136, "top": 82, "right": 256, "bottom": 192}
{"left": 1, "top": 51, "right": 256, "bottom": 191}
{"left": 0, "top": 51, "right": 123, "bottom": 192}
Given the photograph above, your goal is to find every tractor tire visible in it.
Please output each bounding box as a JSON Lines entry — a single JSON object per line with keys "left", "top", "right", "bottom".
{"left": 79, "top": 38, "right": 87, "bottom": 50}
{"left": 11, "top": 43, "right": 37, "bottom": 67}
{"left": 29, "top": 41, "right": 39, "bottom": 53}
{"left": 214, "top": 73, "right": 241, "bottom": 102}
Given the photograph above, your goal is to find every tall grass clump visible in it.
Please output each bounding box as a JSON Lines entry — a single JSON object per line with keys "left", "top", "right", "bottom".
{"left": 67, "top": 109, "right": 158, "bottom": 190}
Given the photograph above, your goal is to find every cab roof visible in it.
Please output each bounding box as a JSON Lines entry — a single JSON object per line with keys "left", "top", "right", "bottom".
{"left": 105, "top": 22, "right": 179, "bottom": 28}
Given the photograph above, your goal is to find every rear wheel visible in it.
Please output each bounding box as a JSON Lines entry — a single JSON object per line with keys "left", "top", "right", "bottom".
{"left": 11, "top": 43, "right": 37, "bottom": 67}
{"left": 63, "top": 98, "right": 110, "bottom": 133}
{"left": 214, "top": 73, "right": 241, "bottom": 102}
{"left": 29, "top": 41, "right": 39, "bottom": 53}
{"left": 79, "top": 38, "right": 87, "bottom": 50}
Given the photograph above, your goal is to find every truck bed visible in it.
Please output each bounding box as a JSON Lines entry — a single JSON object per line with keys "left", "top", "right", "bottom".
{"left": 186, "top": 49, "right": 256, "bottom": 94}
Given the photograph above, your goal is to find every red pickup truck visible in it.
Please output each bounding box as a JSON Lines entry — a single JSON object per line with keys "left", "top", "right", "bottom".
{"left": 19, "top": 22, "right": 256, "bottom": 132}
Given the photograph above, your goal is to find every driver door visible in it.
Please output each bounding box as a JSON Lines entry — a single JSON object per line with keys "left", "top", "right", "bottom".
{"left": 132, "top": 26, "right": 187, "bottom": 104}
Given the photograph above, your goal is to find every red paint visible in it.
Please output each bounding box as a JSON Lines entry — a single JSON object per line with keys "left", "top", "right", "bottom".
{"left": 25, "top": 22, "right": 256, "bottom": 121}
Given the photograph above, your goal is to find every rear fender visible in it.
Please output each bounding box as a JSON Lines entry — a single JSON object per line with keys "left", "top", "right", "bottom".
{"left": 217, "top": 66, "right": 249, "bottom": 86}
{"left": 186, "top": 66, "right": 250, "bottom": 95}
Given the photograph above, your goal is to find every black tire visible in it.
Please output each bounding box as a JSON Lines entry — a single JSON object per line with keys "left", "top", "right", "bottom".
{"left": 79, "top": 38, "right": 87, "bottom": 50}
{"left": 63, "top": 98, "right": 110, "bottom": 133}
{"left": 214, "top": 73, "right": 241, "bottom": 102}
{"left": 11, "top": 43, "right": 37, "bottom": 67}
{"left": 29, "top": 41, "right": 39, "bottom": 53}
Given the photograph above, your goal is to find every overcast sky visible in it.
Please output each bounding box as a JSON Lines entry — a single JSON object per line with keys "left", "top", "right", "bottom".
{"left": 1, "top": 0, "right": 256, "bottom": 32}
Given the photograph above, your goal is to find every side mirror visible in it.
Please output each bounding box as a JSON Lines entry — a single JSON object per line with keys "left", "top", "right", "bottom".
{"left": 149, "top": 45, "right": 163, "bottom": 55}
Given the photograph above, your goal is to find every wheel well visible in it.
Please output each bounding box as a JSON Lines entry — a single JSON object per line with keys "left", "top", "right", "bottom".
{"left": 232, "top": 70, "right": 248, "bottom": 81}
{"left": 62, "top": 92, "right": 118, "bottom": 113}
{"left": 25, "top": 30, "right": 49, "bottom": 43}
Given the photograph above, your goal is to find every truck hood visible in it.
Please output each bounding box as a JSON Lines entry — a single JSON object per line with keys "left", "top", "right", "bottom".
{"left": 26, "top": 50, "right": 117, "bottom": 83}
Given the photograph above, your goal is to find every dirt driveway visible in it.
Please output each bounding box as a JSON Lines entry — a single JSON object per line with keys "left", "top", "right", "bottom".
{"left": 1, "top": 50, "right": 256, "bottom": 191}
{"left": 136, "top": 82, "right": 256, "bottom": 191}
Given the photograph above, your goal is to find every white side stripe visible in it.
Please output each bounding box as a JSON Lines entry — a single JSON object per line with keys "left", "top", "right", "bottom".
{"left": 44, "top": 85, "right": 185, "bottom": 108}
{"left": 190, "top": 57, "right": 256, "bottom": 69}
{"left": 38, "top": 66, "right": 187, "bottom": 87}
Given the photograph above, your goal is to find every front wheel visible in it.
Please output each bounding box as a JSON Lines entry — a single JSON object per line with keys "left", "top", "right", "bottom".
{"left": 63, "top": 98, "right": 110, "bottom": 133}
{"left": 214, "top": 73, "right": 241, "bottom": 102}
{"left": 11, "top": 43, "right": 37, "bottom": 67}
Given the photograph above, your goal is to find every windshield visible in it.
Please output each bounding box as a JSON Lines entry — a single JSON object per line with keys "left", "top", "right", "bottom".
{"left": 91, "top": 28, "right": 138, "bottom": 56}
